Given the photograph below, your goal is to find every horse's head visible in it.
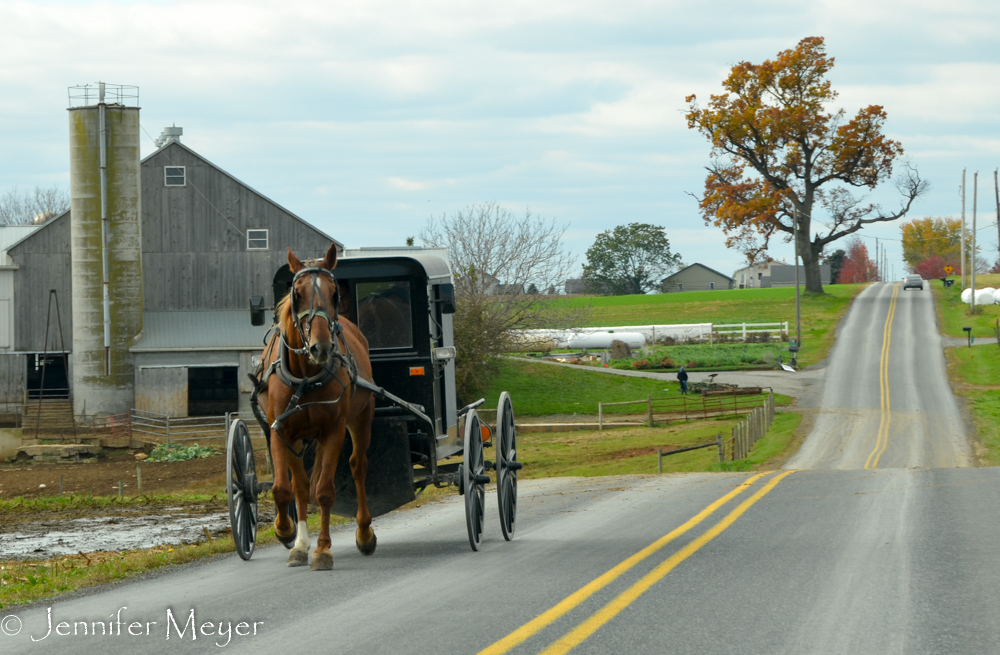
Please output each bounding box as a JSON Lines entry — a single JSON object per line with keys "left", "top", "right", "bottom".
{"left": 287, "top": 243, "right": 340, "bottom": 366}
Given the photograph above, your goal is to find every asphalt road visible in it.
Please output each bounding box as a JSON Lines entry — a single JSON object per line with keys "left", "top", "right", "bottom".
{"left": 787, "top": 282, "right": 973, "bottom": 469}
{"left": 2, "top": 282, "right": 992, "bottom": 655}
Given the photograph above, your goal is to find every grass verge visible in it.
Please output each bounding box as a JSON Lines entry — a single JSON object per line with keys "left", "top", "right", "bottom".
{"left": 516, "top": 411, "right": 802, "bottom": 478}
{"left": 478, "top": 359, "right": 791, "bottom": 416}
{"left": 945, "top": 343, "right": 1000, "bottom": 465}
{"left": 931, "top": 273, "right": 1000, "bottom": 339}
{"left": 551, "top": 284, "right": 866, "bottom": 367}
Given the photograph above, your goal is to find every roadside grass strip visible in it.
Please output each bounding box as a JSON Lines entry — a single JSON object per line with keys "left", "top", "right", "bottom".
{"left": 476, "top": 471, "right": 777, "bottom": 655}
{"left": 536, "top": 470, "right": 796, "bottom": 655}
{"left": 931, "top": 273, "right": 1000, "bottom": 339}
{"left": 866, "top": 283, "right": 899, "bottom": 469}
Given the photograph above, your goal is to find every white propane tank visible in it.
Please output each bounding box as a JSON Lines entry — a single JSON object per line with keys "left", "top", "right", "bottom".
{"left": 565, "top": 331, "right": 646, "bottom": 349}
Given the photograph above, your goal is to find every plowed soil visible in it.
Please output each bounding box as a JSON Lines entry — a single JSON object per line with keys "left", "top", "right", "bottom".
{"left": 0, "top": 449, "right": 247, "bottom": 499}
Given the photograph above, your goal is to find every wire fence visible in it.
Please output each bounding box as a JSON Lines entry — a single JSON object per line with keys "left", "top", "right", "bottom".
{"left": 598, "top": 389, "right": 772, "bottom": 430}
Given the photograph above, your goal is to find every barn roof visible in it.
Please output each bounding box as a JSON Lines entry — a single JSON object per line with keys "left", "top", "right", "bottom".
{"left": 142, "top": 141, "right": 341, "bottom": 249}
{"left": 130, "top": 311, "right": 270, "bottom": 352}
{"left": 661, "top": 263, "right": 734, "bottom": 283}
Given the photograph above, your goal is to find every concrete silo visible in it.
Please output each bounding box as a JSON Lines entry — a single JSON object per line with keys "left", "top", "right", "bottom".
{"left": 68, "top": 83, "right": 142, "bottom": 418}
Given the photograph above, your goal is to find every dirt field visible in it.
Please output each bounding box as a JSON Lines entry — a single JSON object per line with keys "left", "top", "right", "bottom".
{"left": 0, "top": 448, "right": 253, "bottom": 499}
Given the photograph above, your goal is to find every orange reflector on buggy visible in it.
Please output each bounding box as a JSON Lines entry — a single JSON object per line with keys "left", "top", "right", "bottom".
{"left": 480, "top": 424, "right": 491, "bottom": 442}
{"left": 409, "top": 367, "right": 425, "bottom": 376}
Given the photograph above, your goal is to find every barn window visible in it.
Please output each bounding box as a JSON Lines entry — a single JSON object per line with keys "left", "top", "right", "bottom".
{"left": 164, "top": 166, "right": 185, "bottom": 186}
{"left": 247, "top": 229, "right": 269, "bottom": 250}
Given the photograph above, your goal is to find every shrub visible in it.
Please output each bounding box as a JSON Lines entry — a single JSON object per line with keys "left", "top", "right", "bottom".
{"left": 659, "top": 358, "right": 676, "bottom": 369}
{"left": 631, "top": 359, "right": 651, "bottom": 370}
{"left": 147, "top": 443, "right": 216, "bottom": 462}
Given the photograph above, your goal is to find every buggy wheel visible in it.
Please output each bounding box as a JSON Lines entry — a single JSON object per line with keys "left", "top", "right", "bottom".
{"left": 227, "top": 419, "right": 259, "bottom": 560}
{"left": 462, "top": 410, "right": 488, "bottom": 551}
{"left": 496, "top": 392, "right": 520, "bottom": 541}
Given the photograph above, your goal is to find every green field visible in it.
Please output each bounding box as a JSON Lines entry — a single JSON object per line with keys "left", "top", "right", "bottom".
{"left": 609, "top": 343, "right": 783, "bottom": 371}
{"left": 932, "top": 274, "right": 1000, "bottom": 339}
{"left": 478, "top": 359, "right": 792, "bottom": 416}
{"left": 516, "top": 411, "right": 802, "bottom": 477}
{"left": 551, "top": 284, "right": 866, "bottom": 367}
{"left": 946, "top": 343, "right": 1000, "bottom": 465}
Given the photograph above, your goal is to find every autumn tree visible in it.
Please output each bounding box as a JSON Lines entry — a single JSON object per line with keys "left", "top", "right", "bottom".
{"left": 686, "top": 37, "right": 926, "bottom": 294}
{"left": 900, "top": 217, "right": 962, "bottom": 273}
{"left": 836, "top": 237, "right": 876, "bottom": 284}
{"left": 582, "top": 223, "right": 682, "bottom": 295}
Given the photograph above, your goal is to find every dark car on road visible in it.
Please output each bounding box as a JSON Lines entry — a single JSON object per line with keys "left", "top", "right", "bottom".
{"left": 903, "top": 274, "right": 924, "bottom": 290}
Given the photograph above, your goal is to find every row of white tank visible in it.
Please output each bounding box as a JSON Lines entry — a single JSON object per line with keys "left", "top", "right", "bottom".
{"left": 961, "top": 287, "right": 1000, "bottom": 305}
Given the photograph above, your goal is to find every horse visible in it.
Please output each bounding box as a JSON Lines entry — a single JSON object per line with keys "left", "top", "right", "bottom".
{"left": 254, "top": 242, "right": 377, "bottom": 570}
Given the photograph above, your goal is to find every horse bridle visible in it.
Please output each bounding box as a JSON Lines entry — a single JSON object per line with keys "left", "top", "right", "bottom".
{"left": 287, "top": 266, "right": 340, "bottom": 357}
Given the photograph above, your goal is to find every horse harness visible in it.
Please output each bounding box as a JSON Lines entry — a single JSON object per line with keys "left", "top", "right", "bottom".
{"left": 248, "top": 265, "right": 363, "bottom": 459}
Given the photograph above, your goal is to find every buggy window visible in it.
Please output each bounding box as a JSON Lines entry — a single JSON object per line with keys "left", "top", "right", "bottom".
{"left": 356, "top": 281, "right": 413, "bottom": 350}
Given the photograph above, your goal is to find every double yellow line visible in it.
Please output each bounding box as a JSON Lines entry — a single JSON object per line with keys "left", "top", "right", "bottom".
{"left": 865, "top": 283, "right": 899, "bottom": 469}
{"left": 476, "top": 470, "right": 796, "bottom": 655}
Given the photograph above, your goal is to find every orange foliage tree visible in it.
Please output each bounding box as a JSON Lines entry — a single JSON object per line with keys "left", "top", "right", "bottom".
{"left": 686, "top": 37, "right": 926, "bottom": 293}
{"left": 836, "top": 237, "right": 876, "bottom": 284}
{"left": 900, "top": 217, "right": 962, "bottom": 273}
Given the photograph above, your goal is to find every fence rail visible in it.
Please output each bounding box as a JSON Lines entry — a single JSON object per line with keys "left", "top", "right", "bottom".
{"left": 598, "top": 390, "right": 772, "bottom": 430}
{"left": 729, "top": 391, "right": 776, "bottom": 461}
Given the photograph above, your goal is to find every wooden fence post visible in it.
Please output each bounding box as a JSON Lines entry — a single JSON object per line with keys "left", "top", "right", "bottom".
{"left": 657, "top": 449, "right": 663, "bottom": 474}
{"left": 647, "top": 395, "right": 654, "bottom": 427}
{"left": 716, "top": 433, "right": 724, "bottom": 462}
{"left": 598, "top": 403, "right": 603, "bottom": 431}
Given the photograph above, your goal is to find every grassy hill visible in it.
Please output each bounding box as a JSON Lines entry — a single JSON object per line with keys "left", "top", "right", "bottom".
{"left": 550, "top": 283, "right": 866, "bottom": 367}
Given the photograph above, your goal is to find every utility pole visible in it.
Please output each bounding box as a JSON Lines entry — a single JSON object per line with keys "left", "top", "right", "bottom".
{"left": 875, "top": 237, "right": 879, "bottom": 281}
{"left": 962, "top": 169, "right": 967, "bottom": 289}
{"left": 793, "top": 207, "right": 802, "bottom": 366}
{"left": 994, "top": 169, "right": 999, "bottom": 268}
{"left": 972, "top": 172, "right": 978, "bottom": 313}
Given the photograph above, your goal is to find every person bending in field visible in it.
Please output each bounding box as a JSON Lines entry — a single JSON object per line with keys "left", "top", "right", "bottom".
{"left": 677, "top": 366, "right": 688, "bottom": 394}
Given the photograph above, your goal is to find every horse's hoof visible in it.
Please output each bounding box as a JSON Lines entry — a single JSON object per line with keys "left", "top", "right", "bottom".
{"left": 356, "top": 531, "right": 377, "bottom": 556}
{"left": 310, "top": 551, "right": 333, "bottom": 571}
{"left": 275, "top": 520, "right": 297, "bottom": 547}
{"left": 287, "top": 549, "right": 309, "bottom": 567}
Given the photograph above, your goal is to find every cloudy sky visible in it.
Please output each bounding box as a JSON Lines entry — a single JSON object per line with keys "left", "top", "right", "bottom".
{"left": 2, "top": 0, "right": 999, "bottom": 281}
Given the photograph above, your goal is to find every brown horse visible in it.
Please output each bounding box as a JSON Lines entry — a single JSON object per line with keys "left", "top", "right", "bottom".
{"left": 256, "top": 243, "right": 377, "bottom": 570}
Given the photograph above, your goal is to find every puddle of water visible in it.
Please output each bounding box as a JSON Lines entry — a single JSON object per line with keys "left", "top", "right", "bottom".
{"left": 0, "top": 513, "right": 231, "bottom": 559}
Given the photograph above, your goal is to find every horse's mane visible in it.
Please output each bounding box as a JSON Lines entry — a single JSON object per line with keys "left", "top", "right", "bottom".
{"left": 277, "top": 293, "right": 294, "bottom": 340}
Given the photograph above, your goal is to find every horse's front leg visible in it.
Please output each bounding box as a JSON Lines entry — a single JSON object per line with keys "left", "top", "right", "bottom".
{"left": 270, "top": 428, "right": 297, "bottom": 549}
{"left": 287, "top": 448, "right": 311, "bottom": 567}
{"left": 348, "top": 411, "right": 376, "bottom": 556}
{"left": 312, "top": 422, "right": 348, "bottom": 571}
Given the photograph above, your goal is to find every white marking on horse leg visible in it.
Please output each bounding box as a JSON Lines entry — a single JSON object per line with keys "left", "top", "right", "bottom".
{"left": 293, "top": 520, "right": 309, "bottom": 552}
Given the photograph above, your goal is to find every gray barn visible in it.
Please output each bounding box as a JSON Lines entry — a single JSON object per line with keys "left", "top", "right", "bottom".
{"left": 3, "top": 129, "right": 339, "bottom": 420}
{"left": 660, "top": 264, "right": 734, "bottom": 293}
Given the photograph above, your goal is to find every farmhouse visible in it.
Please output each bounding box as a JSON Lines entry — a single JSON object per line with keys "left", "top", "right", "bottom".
{"left": 660, "top": 263, "right": 734, "bottom": 293}
{"left": 1, "top": 120, "right": 337, "bottom": 423}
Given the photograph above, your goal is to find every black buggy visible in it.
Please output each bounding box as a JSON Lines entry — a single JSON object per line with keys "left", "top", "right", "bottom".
{"left": 225, "top": 248, "right": 521, "bottom": 559}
